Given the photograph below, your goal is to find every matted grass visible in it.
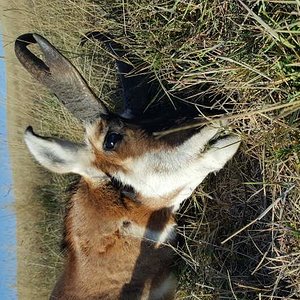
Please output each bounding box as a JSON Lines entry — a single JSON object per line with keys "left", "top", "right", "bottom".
{"left": 3, "top": 0, "right": 299, "bottom": 299}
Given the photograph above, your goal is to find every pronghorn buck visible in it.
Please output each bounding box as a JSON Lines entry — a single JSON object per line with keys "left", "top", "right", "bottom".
{"left": 15, "top": 33, "right": 240, "bottom": 299}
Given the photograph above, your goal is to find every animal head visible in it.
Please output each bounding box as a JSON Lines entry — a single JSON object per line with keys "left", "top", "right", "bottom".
{"left": 16, "top": 33, "right": 241, "bottom": 211}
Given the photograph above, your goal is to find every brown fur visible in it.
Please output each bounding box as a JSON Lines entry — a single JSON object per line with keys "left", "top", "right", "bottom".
{"left": 50, "top": 179, "right": 176, "bottom": 300}
{"left": 87, "top": 119, "right": 170, "bottom": 175}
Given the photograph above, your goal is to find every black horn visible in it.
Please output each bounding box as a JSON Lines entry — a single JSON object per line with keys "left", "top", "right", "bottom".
{"left": 81, "top": 31, "right": 162, "bottom": 120}
{"left": 15, "top": 33, "right": 108, "bottom": 121}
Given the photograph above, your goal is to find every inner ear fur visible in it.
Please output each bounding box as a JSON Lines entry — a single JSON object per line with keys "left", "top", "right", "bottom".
{"left": 24, "top": 126, "right": 95, "bottom": 177}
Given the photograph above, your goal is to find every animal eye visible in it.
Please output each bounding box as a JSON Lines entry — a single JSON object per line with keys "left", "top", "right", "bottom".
{"left": 103, "top": 132, "right": 123, "bottom": 151}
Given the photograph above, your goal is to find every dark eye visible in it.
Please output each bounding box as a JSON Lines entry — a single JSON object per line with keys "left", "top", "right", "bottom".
{"left": 103, "top": 132, "right": 123, "bottom": 151}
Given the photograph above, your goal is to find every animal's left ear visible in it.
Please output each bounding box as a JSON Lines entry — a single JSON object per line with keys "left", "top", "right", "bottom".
{"left": 24, "top": 126, "right": 99, "bottom": 178}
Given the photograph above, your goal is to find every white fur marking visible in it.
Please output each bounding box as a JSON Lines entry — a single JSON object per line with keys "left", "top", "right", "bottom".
{"left": 121, "top": 222, "right": 176, "bottom": 244}
{"left": 114, "top": 128, "right": 240, "bottom": 211}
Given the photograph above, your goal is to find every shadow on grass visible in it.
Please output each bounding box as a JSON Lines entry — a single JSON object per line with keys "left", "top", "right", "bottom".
{"left": 176, "top": 152, "right": 293, "bottom": 299}
{"left": 119, "top": 207, "right": 175, "bottom": 300}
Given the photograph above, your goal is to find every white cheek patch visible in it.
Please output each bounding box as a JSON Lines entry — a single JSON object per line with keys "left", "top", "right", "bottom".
{"left": 114, "top": 127, "right": 240, "bottom": 211}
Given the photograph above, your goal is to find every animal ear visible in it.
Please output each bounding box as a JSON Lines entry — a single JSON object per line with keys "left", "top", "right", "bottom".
{"left": 24, "top": 126, "right": 98, "bottom": 178}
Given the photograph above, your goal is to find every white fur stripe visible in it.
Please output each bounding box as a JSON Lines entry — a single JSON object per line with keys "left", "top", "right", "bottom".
{"left": 121, "top": 222, "right": 176, "bottom": 244}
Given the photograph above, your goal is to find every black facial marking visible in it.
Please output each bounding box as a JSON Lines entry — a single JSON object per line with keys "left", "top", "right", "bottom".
{"left": 109, "top": 176, "right": 138, "bottom": 205}
{"left": 120, "top": 188, "right": 137, "bottom": 203}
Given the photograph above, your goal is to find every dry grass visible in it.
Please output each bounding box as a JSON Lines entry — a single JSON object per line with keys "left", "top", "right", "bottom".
{"left": 3, "top": 0, "right": 299, "bottom": 299}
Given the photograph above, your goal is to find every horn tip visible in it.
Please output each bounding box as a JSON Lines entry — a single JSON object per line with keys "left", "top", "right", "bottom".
{"left": 25, "top": 126, "right": 34, "bottom": 135}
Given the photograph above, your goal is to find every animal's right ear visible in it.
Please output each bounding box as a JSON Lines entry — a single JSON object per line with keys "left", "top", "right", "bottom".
{"left": 24, "top": 127, "right": 100, "bottom": 179}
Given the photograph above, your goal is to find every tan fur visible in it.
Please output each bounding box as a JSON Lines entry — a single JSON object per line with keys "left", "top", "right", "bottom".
{"left": 50, "top": 179, "right": 176, "bottom": 300}
{"left": 86, "top": 119, "right": 170, "bottom": 174}
{"left": 84, "top": 119, "right": 240, "bottom": 211}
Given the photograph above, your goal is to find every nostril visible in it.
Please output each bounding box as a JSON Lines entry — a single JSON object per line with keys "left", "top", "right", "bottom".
{"left": 122, "top": 220, "right": 131, "bottom": 228}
